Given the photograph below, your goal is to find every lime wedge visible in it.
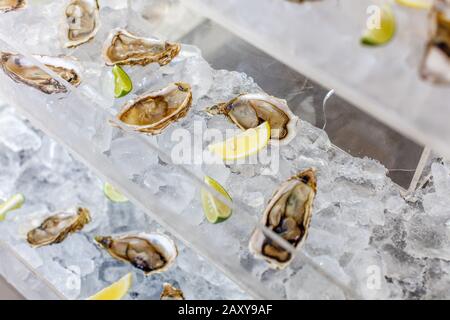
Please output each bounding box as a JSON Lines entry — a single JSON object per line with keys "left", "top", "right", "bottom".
{"left": 103, "top": 183, "right": 128, "bottom": 203}
{"left": 88, "top": 273, "right": 132, "bottom": 300}
{"left": 395, "top": 0, "right": 432, "bottom": 9}
{"left": 208, "top": 122, "right": 271, "bottom": 161}
{"left": 201, "top": 176, "right": 232, "bottom": 224}
{"left": 0, "top": 194, "right": 25, "bottom": 222}
{"left": 112, "top": 65, "right": 132, "bottom": 98}
{"left": 361, "top": 5, "right": 396, "bottom": 46}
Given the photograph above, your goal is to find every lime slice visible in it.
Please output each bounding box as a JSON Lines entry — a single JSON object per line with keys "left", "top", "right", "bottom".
{"left": 361, "top": 5, "right": 396, "bottom": 46}
{"left": 0, "top": 194, "right": 25, "bottom": 222}
{"left": 112, "top": 65, "right": 132, "bottom": 98}
{"left": 208, "top": 122, "right": 271, "bottom": 161}
{"left": 103, "top": 183, "right": 128, "bottom": 203}
{"left": 88, "top": 273, "right": 132, "bottom": 300}
{"left": 201, "top": 176, "right": 232, "bottom": 224}
{"left": 395, "top": 0, "right": 432, "bottom": 9}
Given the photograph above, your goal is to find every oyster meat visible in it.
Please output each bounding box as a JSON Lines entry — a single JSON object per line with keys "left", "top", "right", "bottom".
{"left": 0, "top": 0, "right": 26, "bottom": 12}
{"left": 249, "top": 169, "right": 317, "bottom": 269}
{"left": 207, "top": 93, "right": 299, "bottom": 145}
{"left": 421, "top": 0, "right": 450, "bottom": 83}
{"left": 0, "top": 52, "right": 82, "bottom": 94}
{"left": 102, "top": 28, "right": 181, "bottom": 66}
{"left": 115, "top": 82, "right": 192, "bottom": 135}
{"left": 27, "top": 207, "right": 91, "bottom": 248}
{"left": 160, "top": 283, "right": 185, "bottom": 300}
{"left": 95, "top": 232, "right": 178, "bottom": 275}
{"left": 63, "top": 0, "right": 100, "bottom": 48}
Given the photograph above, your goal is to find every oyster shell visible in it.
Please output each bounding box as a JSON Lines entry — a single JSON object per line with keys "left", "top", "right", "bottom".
{"left": 207, "top": 93, "right": 299, "bottom": 145}
{"left": 115, "top": 82, "right": 192, "bottom": 135}
{"left": 102, "top": 28, "right": 181, "bottom": 66}
{"left": 421, "top": 0, "right": 450, "bottom": 83}
{"left": 249, "top": 168, "right": 316, "bottom": 269}
{"left": 95, "top": 232, "right": 178, "bottom": 275}
{"left": 27, "top": 207, "right": 91, "bottom": 248}
{"left": 160, "top": 283, "right": 185, "bottom": 300}
{"left": 0, "top": 0, "right": 26, "bottom": 12}
{"left": 0, "top": 52, "right": 82, "bottom": 94}
{"left": 63, "top": 0, "right": 100, "bottom": 48}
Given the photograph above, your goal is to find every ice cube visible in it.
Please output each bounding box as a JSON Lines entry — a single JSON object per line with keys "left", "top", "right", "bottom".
{"left": 0, "top": 114, "right": 41, "bottom": 153}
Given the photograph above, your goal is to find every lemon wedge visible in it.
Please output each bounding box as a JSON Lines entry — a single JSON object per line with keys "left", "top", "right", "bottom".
{"left": 103, "top": 182, "right": 128, "bottom": 203}
{"left": 201, "top": 176, "right": 232, "bottom": 224}
{"left": 395, "top": 0, "right": 432, "bottom": 9}
{"left": 361, "top": 4, "right": 396, "bottom": 46}
{"left": 88, "top": 273, "right": 132, "bottom": 300}
{"left": 208, "top": 122, "right": 271, "bottom": 161}
{"left": 0, "top": 194, "right": 25, "bottom": 222}
{"left": 113, "top": 65, "right": 132, "bottom": 98}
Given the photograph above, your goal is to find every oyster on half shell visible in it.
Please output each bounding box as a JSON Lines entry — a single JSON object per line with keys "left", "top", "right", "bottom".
{"left": 421, "top": 0, "right": 450, "bottom": 83}
{"left": 27, "top": 207, "right": 91, "bottom": 248}
{"left": 0, "top": 0, "right": 26, "bottom": 12}
{"left": 160, "top": 283, "right": 185, "bottom": 300}
{"left": 115, "top": 82, "right": 192, "bottom": 135}
{"left": 102, "top": 28, "right": 181, "bottom": 66}
{"left": 207, "top": 93, "right": 299, "bottom": 145}
{"left": 249, "top": 169, "right": 317, "bottom": 269}
{"left": 95, "top": 232, "right": 178, "bottom": 276}
{"left": 63, "top": 0, "right": 100, "bottom": 48}
{"left": 0, "top": 52, "right": 81, "bottom": 94}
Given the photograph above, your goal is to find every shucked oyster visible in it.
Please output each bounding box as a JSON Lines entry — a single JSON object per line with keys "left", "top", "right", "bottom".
{"left": 115, "top": 82, "right": 192, "bottom": 135}
{"left": 95, "top": 232, "right": 178, "bottom": 276}
{"left": 160, "top": 283, "right": 185, "bottom": 300}
{"left": 63, "top": 0, "right": 100, "bottom": 48}
{"left": 0, "top": 52, "right": 81, "bottom": 94}
{"left": 421, "top": 0, "right": 450, "bottom": 83}
{"left": 0, "top": 0, "right": 26, "bottom": 12}
{"left": 249, "top": 169, "right": 317, "bottom": 269}
{"left": 207, "top": 93, "right": 299, "bottom": 145}
{"left": 27, "top": 207, "right": 91, "bottom": 248}
{"left": 102, "top": 28, "right": 181, "bottom": 66}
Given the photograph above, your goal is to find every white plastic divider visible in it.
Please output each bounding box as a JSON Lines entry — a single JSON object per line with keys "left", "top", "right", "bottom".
{"left": 0, "top": 240, "right": 66, "bottom": 300}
